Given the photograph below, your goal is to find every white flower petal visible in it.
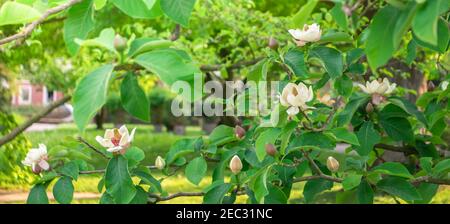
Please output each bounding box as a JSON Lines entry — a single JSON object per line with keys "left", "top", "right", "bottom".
{"left": 128, "top": 128, "right": 136, "bottom": 143}
{"left": 107, "top": 146, "right": 123, "bottom": 153}
{"left": 287, "top": 106, "right": 300, "bottom": 116}
{"left": 38, "top": 160, "right": 50, "bottom": 171}
{"left": 104, "top": 129, "right": 114, "bottom": 139}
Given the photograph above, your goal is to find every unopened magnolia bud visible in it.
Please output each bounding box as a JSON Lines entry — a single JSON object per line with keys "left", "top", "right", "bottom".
{"left": 268, "top": 37, "right": 279, "bottom": 50}
{"left": 265, "top": 143, "right": 277, "bottom": 157}
{"left": 229, "top": 155, "right": 243, "bottom": 174}
{"left": 326, "top": 156, "right": 339, "bottom": 173}
{"left": 365, "top": 102, "right": 374, "bottom": 114}
{"left": 155, "top": 156, "right": 166, "bottom": 170}
{"left": 235, "top": 125, "right": 246, "bottom": 139}
{"left": 371, "top": 93, "right": 385, "bottom": 105}
{"left": 114, "top": 34, "right": 127, "bottom": 51}
{"left": 428, "top": 81, "right": 435, "bottom": 91}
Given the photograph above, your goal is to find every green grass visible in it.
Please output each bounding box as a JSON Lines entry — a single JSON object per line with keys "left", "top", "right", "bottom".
{"left": 2, "top": 124, "right": 450, "bottom": 204}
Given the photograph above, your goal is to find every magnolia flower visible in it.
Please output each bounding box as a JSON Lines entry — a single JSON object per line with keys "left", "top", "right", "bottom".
{"left": 280, "top": 82, "right": 314, "bottom": 117}
{"left": 96, "top": 125, "right": 136, "bottom": 154}
{"left": 442, "top": 81, "right": 449, "bottom": 91}
{"left": 358, "top": 78, "right": 396, "bottom": 95}
{"left": 288, "top": 23, "right": 322, "bottom": 46}
{"left": 326, "top": 156, "right": 339, "bottom": 173}
{"left": 155, "top": 156, "right": 166, "bottom": 170}
{"left": 229, "top": 155, "right": 243, "bottom": 174}
{"left": 22, "top": 144, "right": 50, "bottom": 174}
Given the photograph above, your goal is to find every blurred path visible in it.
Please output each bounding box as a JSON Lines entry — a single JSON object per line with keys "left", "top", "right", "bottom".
{"left": 25, "top": 123, "right": 60, "bottom": 132}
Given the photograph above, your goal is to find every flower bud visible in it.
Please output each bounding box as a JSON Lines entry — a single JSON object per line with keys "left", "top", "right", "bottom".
{"left": 114, "top": 34, "right": 127, "bottom": 51}
{"left": 365, "top": 102, "right": 374, "bottom": 114}
{"left": 235, "top": 125, "right": 246, "bottom": 139}
{"left": 268, "top": 37, "right": 278, "bottom": 50}
{"left": 155, "top": 156, "right": 166, "bottom": 170}
{"left": 229, "top": 155, "right": 243, "bottom": 174}
{"left": 427, "top": 81, "right": 435, "bottom": 91}
{"left": 265, "top": 143, "right": 277, "bottom": 157}
{"left": 326, "top": 156, "right": 339, "bottom": 173}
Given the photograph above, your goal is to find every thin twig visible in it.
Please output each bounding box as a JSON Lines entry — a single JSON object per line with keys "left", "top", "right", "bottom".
{"left": 0, "top": 0, "right": 83, "bottom": 46}
{"left": 0, "top": 95, "right": 71, "bottom": 146}
{"left": 77, "top": 137, "right": 109, "bottom": 159}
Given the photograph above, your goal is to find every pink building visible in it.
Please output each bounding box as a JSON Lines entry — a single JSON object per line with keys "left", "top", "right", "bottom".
{"left": 11, "top": 80, "right": 65, "bottom": 106}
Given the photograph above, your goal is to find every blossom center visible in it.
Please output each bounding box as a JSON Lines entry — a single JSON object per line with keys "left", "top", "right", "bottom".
{"left": 111, "top": 129, "right": 122, "bottom": 146}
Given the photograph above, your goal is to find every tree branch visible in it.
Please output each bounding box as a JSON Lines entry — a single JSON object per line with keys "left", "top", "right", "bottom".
{"left": 148, "top": 190, "right": 246, "bottom": 203}
{"left": 0, "top": 95, "right": 71, "bottom": 147}
{"left": 375, "top": 143, "right": 417, "bottom": 154}
{"left": 77, "top": 137, "right": 109, "bottom": 159}
{"left": 0, "top": 0, "right": 83, "bottom": 46}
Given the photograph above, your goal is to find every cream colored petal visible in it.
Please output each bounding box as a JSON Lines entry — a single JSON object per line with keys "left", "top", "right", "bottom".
{"left": 295, "top": 40, "right": 307, "bottom": 46}
{"left": 96, "top": 136, "right": 114, "bottom": 148}
{"left": 38, "top": 160, "right": 50, "bottom": 171}
{"left": 357, "top": 83, "right": 369, "bottom": 94}
{"left": 288, "top": 29, "right": 302, "bottom": 40}
{"left": 128, "top": 128, "right": 136, "bottom": 143}
{"left": 119, "top": 132, "right": 130, "bottom": 146}
{"left": 104, "top": 129, "right": 114, "bottom": 139}
{"left": 287, "top": 106, "right": 300, "bottom": 116}
{"left": 38, "top": 144, "right": 47, "bottom": 154}
{"left": 118, "top": 125, "right": 129, "bottom": 136}
{"left": 107, "top": 146, "right": 122, "bottom": 153}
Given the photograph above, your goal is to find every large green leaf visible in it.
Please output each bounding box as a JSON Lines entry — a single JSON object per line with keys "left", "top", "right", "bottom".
{"left": 59, "top": 161, "right": 80, "bottom": 181}
{"left": 365, "top": 3, "right": 417, "bottom": 70}
{"left": 342, "top": 174, "right": 362, "bottom": 191}
{"left": 63, "top": 0, "right": 95, "bottom": 55}
{"left": 377, "top": 177, "right": 422, "bottom": 201}
{"left": 75, "top": 27, "right": 116, "bottom": 52}
{"left": 209, "top": 125, "right": 237, "bottom": 146}
{"left": 413, "top": 18, "right": 449, "bottom": 53}
{"left": 161, "top": 0, "right": 196, "bottom": 27}
{"left": 105, "top": 155, "right": 136, "bottom": 204}
{"left": 27, "top": 184, "right": 49, "bottom": 204}
{"left": 357, "top": 179, "right": 374, "bottom": 204}
{"left": 388, "top": 97, "right": 428, "bottom": 126}
{"left": 336, "top": 95, "right": 369, "bottom": 126}
{"left": 120, "top": 73, "right": 150, "bottom": 121}
{"left": 0, "top": 1, "right": 41, "bottom": 26}
{"left": 203, "top": 183, "right": 231, "bottom": 204}
{"left": 372, "top": 162, "right": 414, "bottom": 179}
{"left": 412, "top": 0, "right": 449, "bottom": 46}
{"left": 288, "top": 132, "right": 335, "bottom": 151}
{"left": 433, "top": 159, "right": 450, "bottom": 176}
{"left": 73, "top": 64, "right": 114, "bottom": 131}
{"left": 111, "top": 0, "right": 162, "bottom": 19}
{"left": 128, "top": 37, "right": 173, "bottom": 57}
{"left": 165, "top": 139, "right": 196, "bottom": 164}
{"left": 185, "top": 156, "right": 207, "bottom": 185}
{"left": 309, "top": 46, "right": 343, "bottom": 79}
{"left": 380, "top": 117, "right": 415, "bottom": 144}
{"left": 355, "top": 121, "right": 380, "bottom": 156}
{"left": 327, "top": 127, "right": 359, "bottom": 146}
{"left": 284, "top": 48, "right": 308, "bottom": 78}
{"left": 292, "top": 0, "right": 318, "bottom": 27}
{"left": 330, "top": 2, "right": 348, "bottom": 31}
{"left": 53, "top": 176, "right": 74, "bottom": 204}
{"left": 255, "top": 128, "right": 281, "bottom": 162}
{"left": 303, "top": 179, "right": 333, "bottom": 203}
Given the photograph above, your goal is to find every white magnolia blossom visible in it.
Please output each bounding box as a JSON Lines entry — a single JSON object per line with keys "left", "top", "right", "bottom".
{"left": 288, "top": 23, "right": 322, "bottom": 46}
{"left": 22, "top": 144, "right": 50, "bottom": 174}
{"left": 280, "top": 82, "right": 314, "bottom": 117}
{"left": 96, "top": 125, "right": 136, "bottom": 153}
{"left": 357, "top": 78, "right": 396, "bottom": 95}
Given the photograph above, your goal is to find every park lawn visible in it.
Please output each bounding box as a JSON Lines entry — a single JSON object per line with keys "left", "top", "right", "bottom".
{"left": 2, "top": 123, "right": 450, "bottom": 204}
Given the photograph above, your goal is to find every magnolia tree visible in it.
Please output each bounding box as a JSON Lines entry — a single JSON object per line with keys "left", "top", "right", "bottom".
{"left": 0, "top": 0, "right": 449, "bottom": 204}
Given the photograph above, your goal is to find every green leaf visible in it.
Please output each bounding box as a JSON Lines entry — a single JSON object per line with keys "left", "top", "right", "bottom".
{"left": 134, "top": 170, "right": 162, "bottom": 193}
{"left": 120, "top": 73, "right": 150, "bottom": 121}
{"left": 433, "top": 159, "right": 450, "bottom": 175}
{"left": 406, "top": 39, "right": 417, "bottom": 65}
{"left": 388, "top": 97, "right": 428, "bottom": 126}
{"left": 317, "top": 31, "right": 353, "bottom": 44}
{"left": 247, "top": 59, "right": 269, "bottom": 82}
{"left": 63, "top": 0, "right": 95, "bottom": 55}
{"left": 53, "top": 176, "right": 74, "bottom": 204}
{"left": 105, "top": 155, "right": 136, "bottom": 204}
{"left": 185, "top": 157, "right": 207, "bottom": 185}
{"left": 379, "top": 103, "right": 410, "bottom": 120}
{"left": 342, "top": 174, "right": 362, "bottom": 191}
{"left": 59, "top": 161, "right": 80, "bottom": 181}
{"left": 334, "top": 75, "right": 353, "bottom": 98}
{"left": 284, "top": 48, "right": 307, "bottom": 78}
{"left": 420, "top": 157, "right": 433, "bottom": 174}
{"left": 413, "top": 183, "right": 439, "bottom": 204}
{"left": 0, "top": 1, "right": 41, "bottom": 26}
{"left": 330, "top": 2, "right": 348, "bottom": 31}
{"left": 328, "top": 127, "right": 359, "bottom": 146}
{"left": 365, "top": 3, "right": 417, "bottom": 70}
{"left": 292, "top": 0, "right": 318, "bottom": 27}
{"left": 161, "top": 0, "right": 196, "bottom": 27}
{"left": 124, "top": 146, "right": 145, "bottom": 168}
{"left": 209, "top": 125, "right": 237, "bottom": 146}
{"left": 380, "top": 117, "right": 415, "bottom": 144}
{"left": 94, "top": 0, "right": 107, "bottom": 10}
{"left": 111, "top": 0, "right": 162, "bottom": 19}
{"left": 203, "top": 183, "right": 231, "bottom": 204}
{"left": 264, "top": 184, "right": 288, "bottom": 204}
{"left": 336, "top": 95, "right": 369, "bottom": 126}
{"left": 413, "top": 18, "right": 449, "bottom": 53}
{"left": 303, "top": 179, "right": 333, "bottom": 203}
{"left": 73, "top": 64, "right": 114, "bottom": 131}
{"left": 165, "top": 139, "right": 196, "bottom": 164}
{"left": 130, "top": 186, "right": 148, "bottom": 204}
{"left": 34, "top": 171, "right": 58, "bottom": 185}
{"left": 288, "top": 132, "right": 335, "bottom": 151}
{"left": 372, "top": 162, "right": 414, "bottom": 179}
{"left": 355, "top": 121, "right": 381, "bottom": 156}
{"left": 75, "top": 27, "right": 116, "bottom": 52}
{"left": 377, "top": 176, "right": 422, "bottom": 201}
{"left": 128, "top": 37, "right": 173, "bottom": 57}
{"left": 250, "top": 168, "right": 270, "bottom": 203}
{"left": 99, "top": 192, "right": 115, "bottom": 204}
{"left": 27, "top": 184, "right": 49, "bottom": 204}
{"left": 256, "top": 128, "right": 281, "bottom": 162}
{"left": 309, "top": 46, "right": 343, "bottom": 79}
{"left": 357, "top": 179, "right": 374, "bottom": 204}
{"left": 412, "top": 0, "right": 449, "bottom": 46}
